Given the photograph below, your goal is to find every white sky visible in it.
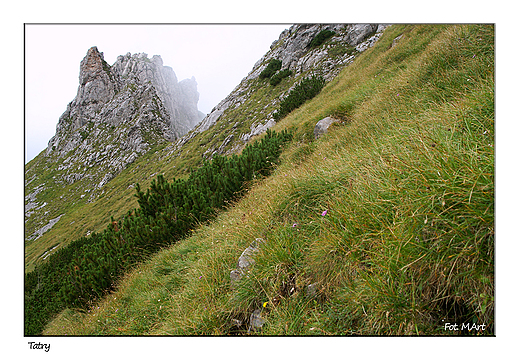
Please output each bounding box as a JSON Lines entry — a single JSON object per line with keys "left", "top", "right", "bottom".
{"left": 24, "top": 24, "right": 289, "bottom": 163}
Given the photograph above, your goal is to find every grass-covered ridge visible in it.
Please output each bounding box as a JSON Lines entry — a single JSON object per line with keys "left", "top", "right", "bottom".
{"left": 44, "top": 24, "right": 494, "bottom": 335}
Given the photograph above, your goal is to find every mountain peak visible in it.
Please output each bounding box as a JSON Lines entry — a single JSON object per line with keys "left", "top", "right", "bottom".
{"left": 79, "top": 46, "right": 107, "bottom": 85}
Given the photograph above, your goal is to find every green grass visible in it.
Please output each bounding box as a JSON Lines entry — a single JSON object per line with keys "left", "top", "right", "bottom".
{"left": 43, "top": 24, "right": 494, "bottom": 336}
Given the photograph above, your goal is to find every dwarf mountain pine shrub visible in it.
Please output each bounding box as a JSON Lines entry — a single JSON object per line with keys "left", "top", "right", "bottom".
{"left": 308, "top": 29, "right": 335, "bottom": 48}
{"left": 260, "top": 59, "right": 282, "bottom": 79}
{"left": 274, "top": 75, "right": 326, "bottom": 120}
{"left": 270, "top": 69, "right": 292, "bottom": 86}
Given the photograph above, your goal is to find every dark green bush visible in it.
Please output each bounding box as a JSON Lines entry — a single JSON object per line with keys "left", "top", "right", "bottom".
{"left": 260, "top": 59, "right": 282, "bottom": 79}
{"left": 309, "top": 29, "right": 335, "bottom": 48}
{"left": 274, "top": 75, "right": 326, "bottom": 120}
{"left": 269, "top": 69, "right": 292, "bottom": 86}
{"left": 79, "top": 130, "right": 88, "bottom": 141}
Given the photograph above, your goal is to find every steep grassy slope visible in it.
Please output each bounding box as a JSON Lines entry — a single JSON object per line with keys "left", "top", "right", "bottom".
{"left": 44, "top": 24, "right": 494, "bottom": 335}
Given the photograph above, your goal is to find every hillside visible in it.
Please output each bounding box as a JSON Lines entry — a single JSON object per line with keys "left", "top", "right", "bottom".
{"left": 24, "top": 24, "right": 384, "bottom": 273}
{"left": 27, "top": 24, "right": 494, "bottom": 336}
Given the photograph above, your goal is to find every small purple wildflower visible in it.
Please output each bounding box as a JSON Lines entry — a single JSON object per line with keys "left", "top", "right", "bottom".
{"left": 321, "top": 210, "right": 328, "bottom": 216}
{"left": 292, "top": 223, "right": 298, "bottom": 228}
{"left": 199, "top": 275, "right": 202, "bottom": 279}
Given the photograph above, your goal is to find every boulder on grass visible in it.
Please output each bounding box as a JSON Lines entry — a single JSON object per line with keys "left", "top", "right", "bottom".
{"left": 314, "top": 117, "right": 340, "bottom": 139}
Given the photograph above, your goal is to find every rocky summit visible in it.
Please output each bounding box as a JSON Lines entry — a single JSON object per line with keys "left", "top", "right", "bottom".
{"left": 46, "top": 46, "right": 202, "bottom": 165}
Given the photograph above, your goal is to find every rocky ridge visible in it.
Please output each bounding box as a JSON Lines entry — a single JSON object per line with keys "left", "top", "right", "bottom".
{"left": 46, "top": 47, "right": 202, "bottom": 168}
{"left": 169, "top": 24, "right": 388, "bottom": 159}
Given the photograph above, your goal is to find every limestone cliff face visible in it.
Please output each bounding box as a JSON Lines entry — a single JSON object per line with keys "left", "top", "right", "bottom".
{"left": 44, "top": 47, "right": 201, "bottom": 186}
{"left": 46, "top": 47, "right": 199, "bottom": 157}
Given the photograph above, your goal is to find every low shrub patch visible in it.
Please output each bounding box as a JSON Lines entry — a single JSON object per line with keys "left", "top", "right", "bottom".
{"left": 270, "top": 69, "right": 292, "bottom": 86}
{"left": 260, "top": 59, "right": 282, "bottom": 79}
{"left": 309, "top": 29, "right": 335, "bottom": 48}
{"left": 274, "top": 75, "right": 326, "bottom": 120}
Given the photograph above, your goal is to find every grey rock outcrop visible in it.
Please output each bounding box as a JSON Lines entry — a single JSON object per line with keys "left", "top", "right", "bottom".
{"left": 248, "top": 309, "right": 266, "bottom": 332}
{"left": 246, "top": 24, "right": 384, "bottom": 83}
{"left": 229, "top": 238, "right": 268, "bottom": 333}
{"left": 48, "top": 47, "right": 200, "bottom": 153}
{"left": 240, "top": 119, "right": 276, "bottom": 143}
{"left": 28, "top": 214, "right": 65, "bottom": 241}
{"left": 44, "top": 47, "right": 201, "bottom": 189}
{"left": 230, "top": 238, "right": 264, "bottom": 286}
{"left": 314, "top": 117, "right": 340, "bottom": 139}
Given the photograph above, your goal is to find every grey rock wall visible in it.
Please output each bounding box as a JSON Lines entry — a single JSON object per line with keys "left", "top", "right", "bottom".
{"left": 44, "top": 46, "right": 202, "bottom": 189}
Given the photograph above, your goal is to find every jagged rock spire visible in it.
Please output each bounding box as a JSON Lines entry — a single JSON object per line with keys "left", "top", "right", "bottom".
{"left": 79, "top": 46, "right": 107, "bottom": 85}
{"left": 68, "top": 46, "right": 119, "bottom": 130}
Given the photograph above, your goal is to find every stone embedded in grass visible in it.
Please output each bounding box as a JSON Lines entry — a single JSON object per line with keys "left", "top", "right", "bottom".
{"left": 249, "top": 309, "right": 265, "bottom": 332}
{"left": 230, "top": 238, "right": 264, "bottom": 286}
{"left": 231, "top": 318, "right": 243, "bottom": 327}
{"left": 305, "top": 283, "right": 318, "bottom": 298}
{"left": 314, "top": 117, "right": 340, "bottom": 139}
{"left": 230, "top": 269, "right": 242, "bottom": 283}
